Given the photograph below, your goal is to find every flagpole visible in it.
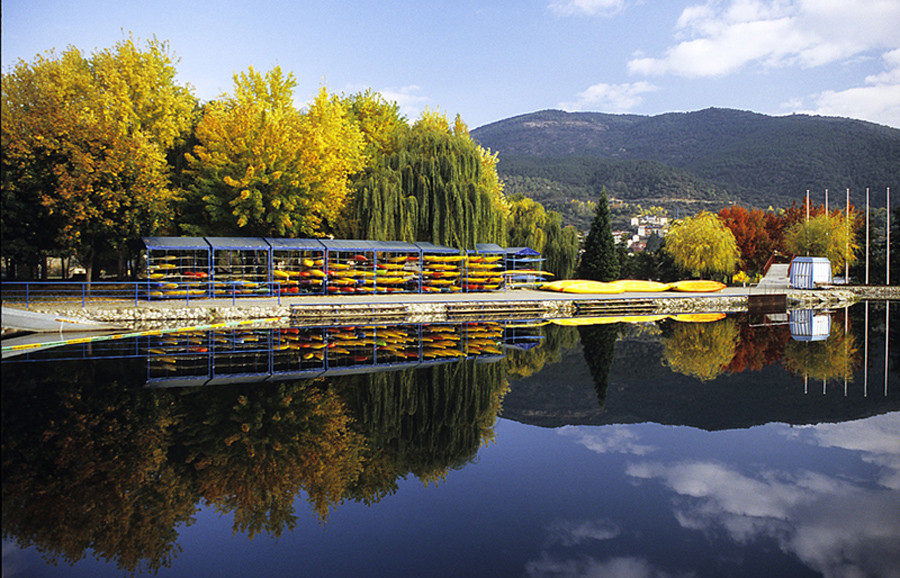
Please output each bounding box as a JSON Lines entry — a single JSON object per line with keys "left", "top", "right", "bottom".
{"left": 866, "top": 187, "right": 870, "bottom": 285}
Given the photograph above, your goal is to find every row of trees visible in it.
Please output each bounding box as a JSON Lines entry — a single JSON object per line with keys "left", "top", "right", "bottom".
{"left": 578, "top": 186, "right": 896, "bottom": 283}
{"left": 2, "top": 38, "right": 580, "bottom": 281}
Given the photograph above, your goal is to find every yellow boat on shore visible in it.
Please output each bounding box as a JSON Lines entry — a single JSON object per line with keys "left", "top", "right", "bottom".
{"left": 539, "top": 278, "right": 727, "bottom": 294}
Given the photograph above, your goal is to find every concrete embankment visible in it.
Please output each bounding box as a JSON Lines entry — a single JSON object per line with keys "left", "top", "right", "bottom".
{"left": 4, "top": 285, "right": 893, "bottom": 331}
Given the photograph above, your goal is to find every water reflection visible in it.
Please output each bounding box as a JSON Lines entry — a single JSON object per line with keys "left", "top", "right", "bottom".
{"left": 533, "top": 413, "right": 900, "bottom": 578}
{"left": 2, "top": 304, "right": 897, "bottom": 576}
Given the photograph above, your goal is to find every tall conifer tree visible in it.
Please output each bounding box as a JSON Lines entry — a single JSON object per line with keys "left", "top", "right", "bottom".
{"left": 576, "top": 187, "right": 620, "bottom": 281}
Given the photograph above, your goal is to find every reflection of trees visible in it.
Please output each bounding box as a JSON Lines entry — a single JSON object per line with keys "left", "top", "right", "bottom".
{"left": 174, "top": 381, "right": 365, "bottom": 534}
{"left": 662, "top": 318, "right": 740, "bottom": 382}
{"left": 2, "top": 353, "right": 508, "bottom": 574}
{"left": 1, "top": 360, "right": 195, "bottom": 574}
{"left": 505, "top": 325, "right": 580, "bottom": 380}
{"left": 578, "top": 324, "right": 619, "bottom": 406}
{"left": 727, "top": 314, "right": 791, "bottom": 374}
{"left": 336, "top": 360, "right": 508, "bottom": 503}
{"left": 782, "top": 320, "right": 859, "bottom": 382}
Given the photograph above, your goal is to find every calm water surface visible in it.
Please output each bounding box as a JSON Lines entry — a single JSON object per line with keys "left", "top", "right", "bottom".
{"left": 2, "top": 303, "right": 899, "bottom": 577}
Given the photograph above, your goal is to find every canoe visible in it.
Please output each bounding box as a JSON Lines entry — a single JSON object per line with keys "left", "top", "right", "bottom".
{"left": 667, "top": 280, "right": 727, "bottom": 292}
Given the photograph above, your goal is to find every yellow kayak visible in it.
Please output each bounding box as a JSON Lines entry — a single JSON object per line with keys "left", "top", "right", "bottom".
{"left": 608, "top": 279, "right": 670, "bottom": 292}
{"left": 545, "top": 280, "right": 626, "bottom": 294}
{"left": 667, "top": 280, "right": 727, "bottom": 292}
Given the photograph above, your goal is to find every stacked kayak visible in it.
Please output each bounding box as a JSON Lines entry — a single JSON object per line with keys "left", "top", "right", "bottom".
{"left": 464, "top": 255, "right": 504, "bottom": 291}
{"left": 421, "top": 254, "right": 465, "bottom": 293}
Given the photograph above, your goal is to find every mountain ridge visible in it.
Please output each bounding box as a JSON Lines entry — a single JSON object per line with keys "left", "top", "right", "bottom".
{"left": 471, "top": 108, "right": 900, "bottom": 219}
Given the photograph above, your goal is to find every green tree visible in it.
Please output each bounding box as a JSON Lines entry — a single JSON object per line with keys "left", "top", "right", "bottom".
{"left": 664, "top": 211, "right": 740, "bottom": 279}
{"left": 1, "top": 38, "right": 196, "bottom": 281}
{"left": 783, "top": 211, "right": 860, "bottom": 274}
{"left": 576, "top": 187, "right": 620, "bottom": 281}
{"left": 342, "top": 109, "right": 507, "bottom": 247}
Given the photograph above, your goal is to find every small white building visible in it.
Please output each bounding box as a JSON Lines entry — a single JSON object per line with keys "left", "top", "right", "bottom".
{"left": 789, "top": 257, "right": 832, "bottom": 289}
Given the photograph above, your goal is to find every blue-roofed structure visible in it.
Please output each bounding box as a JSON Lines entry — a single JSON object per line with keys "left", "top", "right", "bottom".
{"left": 266, "top": 238, "right": 327, "bottom": 295}
{"left": 141, "top": 236, "right": 211, "bottom": 300}
{"left": 206, "top": 237, "right": 272, "bottom": 297}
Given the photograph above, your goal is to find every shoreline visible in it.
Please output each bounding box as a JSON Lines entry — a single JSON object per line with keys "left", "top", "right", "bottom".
{"left": 3, "top": 285, "right": 896, "bottom": 331}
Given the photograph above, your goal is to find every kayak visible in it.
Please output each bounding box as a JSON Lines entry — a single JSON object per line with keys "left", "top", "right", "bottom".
{"left": 608, "top": 279, "right": 670, "bottom": 292}
{"left": 667, "top": 280, "right": 727, "bottom": 292}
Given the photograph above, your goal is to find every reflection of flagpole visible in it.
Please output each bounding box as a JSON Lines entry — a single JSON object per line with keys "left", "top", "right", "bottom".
{"left": 864, "top": 302, "right": 869, "bottom": 398}
{"left": 844, "top": 305, "right": 848, "bottom": 396}
{"left": 886, "top": 303, "right": 890, "bottom": 397}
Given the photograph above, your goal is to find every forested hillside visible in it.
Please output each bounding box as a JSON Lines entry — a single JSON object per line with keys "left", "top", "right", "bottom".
{"left": 473, "top": 108, "right": 900, "bottom": 227}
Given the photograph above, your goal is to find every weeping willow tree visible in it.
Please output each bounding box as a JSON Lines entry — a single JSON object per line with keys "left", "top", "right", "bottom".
{"left": 507, "top": 195, "right": 579, "bottom": 278}
{"left": 342, "top": 110, "right": 508, "bottom": 248}
{"left": 334, "top": 359, "right": 508, "bottom": 502}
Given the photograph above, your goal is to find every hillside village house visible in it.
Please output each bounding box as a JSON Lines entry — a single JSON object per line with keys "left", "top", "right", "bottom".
{"left": 614, "top": 213, "right": 670, "bottom": 251}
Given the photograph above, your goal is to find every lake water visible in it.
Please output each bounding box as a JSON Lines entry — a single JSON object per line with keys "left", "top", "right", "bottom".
{"left": 2, "top": 303, "right": 899, "bottom": 577}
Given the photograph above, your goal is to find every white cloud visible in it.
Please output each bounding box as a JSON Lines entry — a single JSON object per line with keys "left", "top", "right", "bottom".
{"left": 376, "top": 85, "right": 431, "bottom": 122}
{"left": 559, "top": 424, "right": 658, "bottom": 455}
{"left": 627, "top": 0, "right": 900, "bottom": 78}
{"left": 785, "top": 48, "right": 900, "bottom": 127}
{"left": 549, "top": 0, "right": 626, "bottom": 17}
{"left": 559, "top": 81, "right": 659, "bottom": 112}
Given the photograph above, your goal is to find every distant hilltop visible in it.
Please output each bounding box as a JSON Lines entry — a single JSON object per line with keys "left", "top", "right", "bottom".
{"left": 471, "top": 108, "right": 899, "bottom": 226}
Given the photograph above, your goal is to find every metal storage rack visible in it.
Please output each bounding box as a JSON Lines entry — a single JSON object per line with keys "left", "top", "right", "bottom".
{"left": 466, "top": 244, "right": 506, "bottom": 292}
{"left": 142, "top": 236, "right": 211, "bottom": 299}
{"left": 416, "top": 242, "right": 465, "bottom": 293}
{"left": 266, "top": 237, "right": 327, "bottom": 295}
{"left": 207, "top": 237, "right": 272, "bottom": 297}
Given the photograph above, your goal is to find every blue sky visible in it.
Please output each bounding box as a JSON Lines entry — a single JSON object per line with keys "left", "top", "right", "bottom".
{"left": 3, "top": 0, "right": 899, "bottom": 129}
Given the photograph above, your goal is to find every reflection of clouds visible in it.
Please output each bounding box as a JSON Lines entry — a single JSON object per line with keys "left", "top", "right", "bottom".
{"left": 627, "top": 457, "right": 900, "bottom": 578}
{"left": 526, "top": 553, "right": 688, "bottom": 578}
{"left": 2, "top": 541, "right": 25, "bottom": 577}
{"left": 545, "top": 519, "right": 620, "bottom": 547}
{"left": 559, "top": 425, "right": 656, "bottom": 456}
{"left": 797, "top": 413, "right": 900, "bottom": 490}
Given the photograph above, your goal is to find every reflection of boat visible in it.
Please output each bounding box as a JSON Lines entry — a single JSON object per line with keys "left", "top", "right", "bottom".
{"left": 553, "top": 315, "right": 668, "bottom": 326}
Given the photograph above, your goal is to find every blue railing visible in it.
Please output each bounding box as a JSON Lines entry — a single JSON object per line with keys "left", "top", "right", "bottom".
{"left": 0, "top": 281, "right": 287, "bottom": 307}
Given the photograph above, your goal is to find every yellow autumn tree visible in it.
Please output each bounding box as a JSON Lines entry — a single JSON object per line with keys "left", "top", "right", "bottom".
{"left": 2, "top": 37, "right": 195, "bottom": 280}
{"left": 664, "top": 211, "right": 740, "bottom": 279}
{"left": 663, "top": 317, "right": 740, "bottom": 381}
{"left": 784, "top": 211, "right": 860, "bottom": 273}
{"left": 185, "top": 70, "right": 365, "bottom": 237}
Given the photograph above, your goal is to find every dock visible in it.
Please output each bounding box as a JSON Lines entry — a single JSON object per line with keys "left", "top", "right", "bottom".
{"left": 3, "top": 285, "right": 889, "bottom": 331}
